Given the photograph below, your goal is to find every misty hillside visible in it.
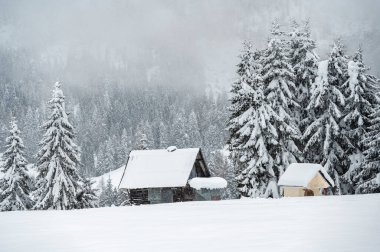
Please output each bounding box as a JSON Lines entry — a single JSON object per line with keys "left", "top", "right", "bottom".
{"left": 1, "top": 0, "right": 380, "bottom": 178}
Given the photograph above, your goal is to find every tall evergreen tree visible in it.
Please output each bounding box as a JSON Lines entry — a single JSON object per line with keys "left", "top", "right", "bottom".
{"left": 342, "top": 48, "right": 380, "bottom": 192}
{"left": 22, "top": 107, "right": 41, "bottom": 162}
{"left": 303, "top": 41, "right": 351, "bottom": 194}
{"left": 358, "top": 109, "right": 380, "bottom": 193}
{"left": 0, "top": 118, "right": 33, "bottom": 211}
{"left": 228, "top": 42, "right": 280, "bottom": 197}
{"left": 157, "top": 122, "right": 169, "bottom": 148}
{"left": 171, "top": 110, "right": 187, "bottom": 148}
{"left": 95, "top": 144, "right": 107, "bottom": 176}
{"left": 186, "top": 111, "right": 202, "bottom": 147}
{"left": 288, "top": 21, "right": 319, "bottom": 131}
{"left": 227, "top": 41, "right": 255, "bottom": 150}
{"left": 261, "top": 21, "right": 301, "bottom": 176}
{"left": 119, "top": 128, "right": 131, "bottom": 160}
{"left": 34, "top": 82, "right": 84, "bottom": 210}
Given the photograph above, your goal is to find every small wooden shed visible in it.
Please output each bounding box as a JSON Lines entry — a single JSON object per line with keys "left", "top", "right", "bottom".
{"left": 118, "top": 147, "right": 227, "bottom": 204}
{"left": 188, "top": 177, "right": 228, "bottom": 201}
{"left": 278, "top": 163, "right": 334, "bottom": 197}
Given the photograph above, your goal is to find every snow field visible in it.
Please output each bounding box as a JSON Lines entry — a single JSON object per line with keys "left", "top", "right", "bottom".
{"left": 0, "top": 194, "right": 379, "bottom": 252}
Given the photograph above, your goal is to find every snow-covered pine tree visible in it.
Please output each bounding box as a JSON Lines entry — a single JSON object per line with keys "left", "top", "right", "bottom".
{"left": 119, "top": 128, "right": 131, "bottom": 160}
{"left": 116, "top": 189, "right": 130, "bottom": 206}
{"left": 171, "top": 110, "right": 187, "bottom": 148}
{"left": 95, "top": 144, "right": 107, "bottom": 176}
{"left": 186, "top": 111, "right": 202, "bottom": 147}
{"left": 288, "top": 20, "right": 319, "bottom": 131}
{"left": 227, "top": 41, "right": 255, "bottom": 151}
{"left": 209, "top": 149, "right": 238, "bottom": 199}
{"left": 135, "top": 121, "right": 152, "bottom": 150}
{"left": 359, "top": 109, "right": 380, "bottom": 193}
{"left": 138, "top": 133, "right": 148, "bottom": 150}
{"left": 76, "top": 178, "right": 99, "bottom": 208}
{"left": 0, "top": 118, "right": 33, "bottom": 211}
{"left": 227, "top": 42, "right": 280, "bottom": 197}
{"left": 23, "top": 107, "right": 41, "bottom": 162}
{"left": 157, "top": 122, "right": 170, "bottom": 148}
{"left": 34, "top": 82, "right": 84, "bottom": 210}
{"left": 261, "top": 20, "right": 302, "bottom": 176}
{"left": 342, "top": 48, "right": 380, "bottom": 192}
{"left": 104, "top": 137, "right": 116, "bottom": 171}
{"left": 99, "top": 176, "right": 117, "bottom": 207}
{"left": 303, "top": 41, "right": 351, "bottom": 194}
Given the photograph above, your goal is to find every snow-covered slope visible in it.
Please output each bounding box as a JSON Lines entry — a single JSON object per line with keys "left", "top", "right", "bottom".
{"left": 91, "top": 166, "right": 126, "bottom": 189}
{"left": 0, "top": 194, "right": 379, "bottom": 252}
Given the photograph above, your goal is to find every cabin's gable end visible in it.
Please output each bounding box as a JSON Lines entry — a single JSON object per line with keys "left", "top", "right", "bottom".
{"left": 307, "top": 172, "right": 330, "bottom": 189}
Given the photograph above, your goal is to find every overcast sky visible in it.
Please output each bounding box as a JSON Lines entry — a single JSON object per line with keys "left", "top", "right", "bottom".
{"left": 0, "top": 0, "right": 379, "bottom": 90}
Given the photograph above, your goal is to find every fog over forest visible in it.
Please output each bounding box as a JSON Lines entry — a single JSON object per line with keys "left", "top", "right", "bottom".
{"left": 0, "top": 0, "right": 379, "bottom": 177}
{"left": 1, "top": 0, "right": 379, "bottom": 93}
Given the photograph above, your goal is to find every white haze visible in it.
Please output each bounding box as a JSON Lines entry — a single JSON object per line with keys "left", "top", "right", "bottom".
{"left": 0, "top": 0, "right": 379, "bottom": 92}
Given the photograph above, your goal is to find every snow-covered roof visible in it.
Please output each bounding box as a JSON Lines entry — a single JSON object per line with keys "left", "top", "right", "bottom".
{"left": 278, "top": 163, "right": 334, "bottom": 188}
{"left": 188, "top": 177, "right": 227, "bottom": 190}
{"left": 119, "top": 148, "right": 204, "bottom": 189}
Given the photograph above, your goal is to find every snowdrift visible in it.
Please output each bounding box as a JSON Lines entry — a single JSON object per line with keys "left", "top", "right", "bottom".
{"left": 0, "top": 194, "right": 379, "bottom": 252}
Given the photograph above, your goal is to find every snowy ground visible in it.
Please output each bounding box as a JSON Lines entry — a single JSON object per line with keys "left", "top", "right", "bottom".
{"left": 0, "top": 194, "right": 379, "bottom": 252}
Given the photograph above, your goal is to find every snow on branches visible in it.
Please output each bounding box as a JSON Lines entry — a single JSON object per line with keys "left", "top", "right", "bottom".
{"left": 34, "top": 82, "right": 97, "bottom": 210}
{"left": 0, "top": 118, "right": 33, "bottom": 211}
{"left": 228, "top": 20, "right": 380, "bottom": 197}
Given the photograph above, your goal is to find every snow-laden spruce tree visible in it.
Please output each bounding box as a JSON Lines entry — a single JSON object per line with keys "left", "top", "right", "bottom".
{"left": 228, "top": 42, "right": 280, "bottom": 197}
{"left": 209, "top": 149, "right": 238, "bottom": 199}
{"left": 288, "top": 20, "right": 319, "bottom": 130}
{"left": 342, "top": 48, "right": 380, "bottom": 191}
{"left": 34, "top": 82, "right": 84, "bottom": 210}
{"left": 0, "top": 118, "right": 33, "bottom": 211}
{"left": 23, "top": 107, "right": 41, "bottom": 162}
{"left": 135, "top": 121, "right": 152, "bottom": 150}
{"left": 261, "top": 21, "right": 302, "bottom": 176}
{"left": 186, "top": 111, "right": 202, "bottom": 147}
{"left": 358, "top": 109, "right": 380, "bottom": 193}
{"left": 303, "top": 41, "right": 351, "bottom": 194}
{"left": 76, "top": 178, "right": 99, "bottom": 209}
{"left": 119, "top": 128, "right": 131, "bottom": 160}
{"left": 227, "top": 42, "right": 256, "bottom": 140}
{"left": 227, "top": 41, "right": 255, "bottom": 192}
{"left": 99, "top": 176, "right": 117, "bottom": 207}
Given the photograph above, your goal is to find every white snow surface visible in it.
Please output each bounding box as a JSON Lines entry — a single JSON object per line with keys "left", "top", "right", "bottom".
{"left": 91, "top": 166, "right": 126, "bottom": 189}
{"left": 189, "top": 177, "right": 227, "bottom": 190}
{"left": 119, "top": 148, "right": 200, "bottom": 189}
{"left": 0, "top": 194, "right": 379, "bottom": 252}
{"left": 278, "top": 163, "right": 334, "bottom": 187}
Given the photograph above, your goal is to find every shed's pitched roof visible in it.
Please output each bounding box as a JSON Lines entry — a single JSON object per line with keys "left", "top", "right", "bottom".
{"left": 119, "top": 148, "right": 205, "bottom": 189}
{"left": 278, "top": 163, "right": 334, "bottom": 188}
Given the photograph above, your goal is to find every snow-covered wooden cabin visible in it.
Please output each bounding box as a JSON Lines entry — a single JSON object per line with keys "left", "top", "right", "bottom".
{"left": 118, "top": 147, "right": 227, "bottom": 204}
{"left": 278, "top": 163, "right": 334, "bottom": 197}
